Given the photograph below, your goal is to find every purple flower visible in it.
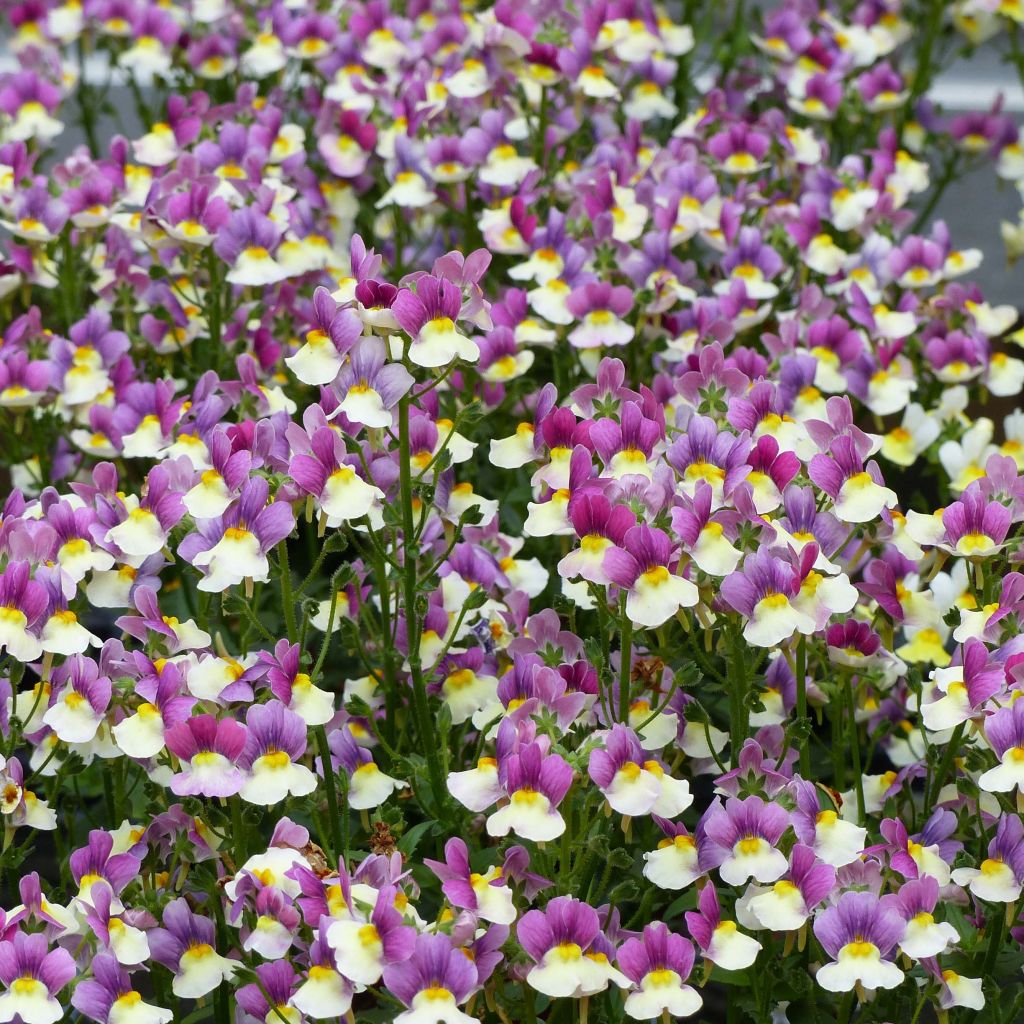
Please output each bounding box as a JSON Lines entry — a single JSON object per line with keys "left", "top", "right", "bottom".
{"left": 720, "top": 550, "right": 815, "bottom": 648}
{"left": 666, "top": 415, "right": 751, "bottom": 509}
{"left": 0, "top": 560, "right": 48, "bottom": 662}
{"left": 808, "top": 435, "right": 898, "bottom": 524}
{"left": 930, "top": 489, "right": 1012, "bottom": 558}
{"left": 590, "top": 402, "right": 663, "bottom": 481}
{"left": 484, "top": 740, "right": 573, "bottom": 842}
{"left": 880, "top": 808, "right": 961, "bottom": 886}
{"left": 812, "top": 891, "right": 905, "bottom": 992}
{"left": 149, "top": 897, "right": 238, "bottom": 998}
{"left": 790, "top": 780, "right": 866, "bottom": 868}
{"left": 332, "top": 336, "right": 414, "bottom": 429}
{"left": 888, "top": 876, "right": 959, "bottom": 959}
{"left": 236, "top": 962, "right": 297, "bottom": 1024}
{"left": 288, "top": 426, "right": 384, "bottom": 528}
{"left": 747, "top": 844, "right": 836, "bottom": 932}
{"left": 588, "top": 724, "right": 692, "bottom": 818}
{"left": 104, "top": 464, "right": 185, "bottom": 559}
{"left": 72, "top": 953, "right": 170, "bottom": 1024}
{"left": 516, "top": 896, "right": 624, "bottom": 998}
{"left": 888, "top": 236, "right": 944, "bottom": 289}
{"left": 714, "top": 736, "right": 792, "bottom": 800}
{"left": 238, "top": 700, "right": 316, "bottom": 806}
{"left": 41, "top": 654, "right": 111, "bottom": 744}
{"left": 178, "top": 477, "right": 294, "bottom": 593}
{"left": 213, "top": 207, "right": 287, "bottom": 287}
{"left": 164, "top": 714, "right": 249, "bottom": 798}
{"left": 707, "top": 124, "right": 770, "bottom": 175}
{"left": 684, "top": 884, "right": 761, "bottom": 971}
{"left": 69, "top": 830, "right": 141, "bottom": 906}
{"left": 424, "top": 837, "right": 517, "bottom": 925}
{"left": 326, "top": 884, "right": 416, "bottom": 986}
{"left": 0, "top": 349, "right": 50, "bottom": 408}
{"left": 603, "top": 524, "right": 698, "bottom": 629}
{"left": 951, "top": 814, "right": 1024, "bottom": 904}
{"left": 980, "top": 700, "right": 1024, "bottom": 794}
{"left": 392, "top": 275, "right": 479, "bottom": 368}
{"left": 0, "top": 931, "right": 76, "bottom": 1024}
{"left": 81, "top": 881, "right": 151, "bottom": 966}
{"left": 719, "top": 227, "right": 784, "bottom": 300}
{"left": 920, "top": 639, "right": 1004, "bottom": 732}
{"left": 616, "top": 922, "right": 700, "bottom": 1020}
{"left": 381, "top": 933, "right": 477, "bottom": 1024}
{"left": 565, "top": 282, "right": 634, "bottom": 349}
{"left": 285, "top": 288, "right": 362, "bottom": 387}
{"left": 700, "top": 795, "right": 790, "bottom": 886}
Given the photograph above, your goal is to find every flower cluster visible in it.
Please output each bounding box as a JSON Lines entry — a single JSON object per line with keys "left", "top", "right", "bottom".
{"left": 2, "top": 0, "right": 1024, "bottom": 1022}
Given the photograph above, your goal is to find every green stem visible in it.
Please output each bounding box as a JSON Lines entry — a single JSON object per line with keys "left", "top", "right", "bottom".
{"left": 102, "top": 769, "right": 116, "bottom": 823}
{"left": 398, "top": 393, "right": 446, "bottom": 815}
{"left": 727, "top": 627, "right": 748, "bottom": 768}
{"left": 618, "top": 593, "right": 632, "bottom": 722}
{"left": 230, "top": 796, "right": 247, "bottom": 866}
{"left": 981, "top": 907, "right": 1005, "bottom": 980}
{"left": 907, "top": 0, "right": 944, "bottom": 106}
{"left": 910, "top": 152, "right": 959, "bottom": 235}
{"left": 277, "top": 540, "right": 297, "bottom": 642}
{"left": 315, "top": 725, "right": 345, "bottom": 868}
{"left": 846, "top": 674, "right": 866, "bottom": 824}
{"left": 928, "top": 721, "right": 966, "bottom": 809}
{"left": 796, "top": 635, "right": 809, "bottom": 778}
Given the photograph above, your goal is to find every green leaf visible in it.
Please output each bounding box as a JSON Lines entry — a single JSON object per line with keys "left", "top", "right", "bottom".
{"left": 397, "top": 819, "right": 437, "bottom": 857}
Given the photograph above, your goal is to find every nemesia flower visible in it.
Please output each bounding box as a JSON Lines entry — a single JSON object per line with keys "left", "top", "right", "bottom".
{"left": 720, "top": 550, "right": 815, "bottom": 647}
{"left": 41, "top": 655, "right": 111, "bottom": 743}
{"left": 290, "top": 929, "right": 353, "bottom": 1020}
{"left": 424, "top": 838, "right": 516, "bottom": 926}
{"left": 951, "top": 814, "right": 1024, "bottom": 903}
{"left": 325, "top": 884, "right": 416, "bottom": 986}
{"left": 684, "top": 883, "right": 761, "bottom": 971}
{"left": 149, "top": 898, "right": 238, "bottom": 998}
{"left": 880, "top": 809, "right": 961, "bottom": 886}
{"left": 889, "top": 876, "right": 959, "bottom": 959}
{"left": 616, "top": 923, "right": 701, "bottom": 1020}
{"left": 0, "top": 931, "right": 75, "bottom": 1024}
{"left": 0, "top": 560, "right": 48, "bottom": 662}
{"left": 919, "top": 639, "right": 1003, "bottom": 732}
{"left": 163, "top": 714, "right": 248, "bottom": 798}
{"left": 289, "top": 426, "right": 385, "bottom": 528}
{"left": 486, "top": 741, "right": 573, "bottom": 842}
{"left": 332, "top": 336, "right": 414, "bottom": 429}
{"left": 566, "top": 282, "right": 634, "bottom": 349}
{"left": 747, "top": 844, "right": 836, "bottom": 932}
{"left": 701, "top": 795, "right": 790, "bottom": 886}
{"left": 603, "top": 525, "right": 698, "bottom": 629}
{"left": 587, "top": 724, "right": 692, "bottom": 818}
{"left": 286, "top": 289, "right": 362, "bottom": 387}
{"left": 516, "top": 896, "right": 625, "bottom": 998}
{"left": 808, "top": 436, "right": 898, "bottom": 524}
{"left": 381, "top": 933, "right": 478, "bottom": 1024}
{"left": 68, "top": 840, "right": 138, "bottom": 925}
{"left": 328, "top": 727, "right": 407, "bottom": 810}
{"left": 979, "top": 699, "right": 1024, "bottom": 793}
{"left": 392, "top": 276, "right": 479, "bottom": 368}
{"left": 71, "top": 954, "right": 171, "bottom": 1024}
{"left": 179, "top": 477, "right": 295, "bottom": 592}
{"left": 812, "top": 891, "right": 905, "bottom": 992}
{"left": 238, "top": 701, "right": 316, "bottom": 805}
{"left": 791, "top": 781, "right": 867, "bottom": 868}
{"left": 81, "top": 882, "right": 150, "bottom": 966}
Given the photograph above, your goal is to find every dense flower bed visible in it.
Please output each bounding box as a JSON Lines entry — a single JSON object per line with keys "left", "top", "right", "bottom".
{"left": 3, "top": 0, "right": 1024, "bottom": 1022}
